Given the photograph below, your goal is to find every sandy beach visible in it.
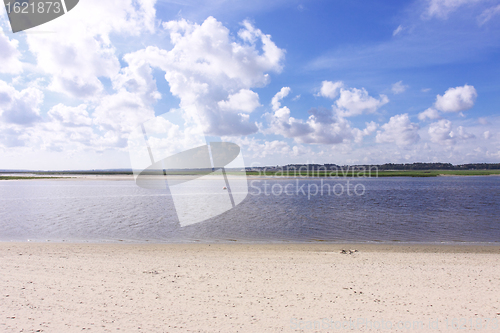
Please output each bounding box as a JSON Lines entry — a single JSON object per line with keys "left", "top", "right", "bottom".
{"left": 1, "top": 243, "right": 499, "bottom": 332}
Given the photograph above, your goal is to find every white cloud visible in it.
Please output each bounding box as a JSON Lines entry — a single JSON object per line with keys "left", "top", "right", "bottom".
{"left": 335, "top": 87, "right": 389, "bottom": 117}
{"left": 316, "top": 80, "right": 343, "bottom": 99}
{"left": 364, "top": 121, "right": 379, "bottom": 135}
{"left": 392, "top": 25, "right": 404, "bottom": 36}
{"left": 86, "top": 52, "right": 162, "bottom": 148}
{"left": 250, "top": 140, "right": 291, "bottom": 158}
{"left": 353, "top": 121, "right": 379, "bottom": 143}
{"left": 434, "top": 84, "right": 477, "bottom": 112}
{"left": 238, "top": 20, "right": 285, "bottom": 69}
{"left": 0, "top": 126, "right": 30, "bottom": 148}
{"left": 452, "top": 125, "right": 475, "bottom": 140}
{"left": 0, "top": 26, "right": 23, "bottom": 74}
{"left": 48, "top": 104, "right": 92, "bottom": 127}
{"left": 38, "top": 119, "right": 96, "bottom": 152}
{"left": 125, "top": 17, "right": 285, "bottom": 136}
{"left": 113, "top": 54, "right": 162, "bottom": 105}
{"left": 478, "top": 117, "right": 489, "bottom": 125}
{"left": 301, "top": 108, "right": 355, "bottom": 144}
{"left": 418, "top": 107, "right": 441, "bottom": 121}
{"left": 376, "top": 114, "right": 420, "bottom": 146}
{"left": 391, "top": 81, "right": 409, "bottom": 94}
{"left": 0, "top": 81, "right": 100, "bottom": 152}
{"left": 3, "top": 4, "right": 288, "bottom": 161}
{"left": 428, "top": 119, "right": 475, "bottom": 145}
{"left": 25, "top": 0, "right": 157, "bottom": 99}
{"left": 93, "top": 90, "right": 155, "bottom": 143}
{"left": 218, "top": 89, "right": 261, "bottom": 113}
{"left": 425, "top": 0, "right": 481, "bottom": 19}
{"left": 265, "top": 84, "right": 388, "bottom": 144}
{"left": 478, "top": 4, "right": 500, "bottom": 25}
{"left": 0, "top": 80, "right": 43, "bottom": 125}
{"left": 271, "top": 87, "right": 291, "bottom": 111}
{"left": 159, "top": 17, "right": 284, "bottom": 89}
{"left": 230, "top": 136, "right": 293, "bottom": 159}
{"left": 428, "top": 119, "right": 454, "bottom": 144}
{"left": 265, "top": 105, "right": 356, "bottom": 145}
{"left": 292, "top": 145, "right": 313, "bottom": 156}
{"left": 418, "top": 84, "right": 477, "bottom": 122}
{"left": 265, "top": 105, "right": 313, "bottom": 139}
{"left": 0, "top": 96, "right": 97, "bottom": 152}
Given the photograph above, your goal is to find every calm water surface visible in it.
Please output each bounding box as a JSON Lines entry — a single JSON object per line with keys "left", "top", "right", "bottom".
{"left": 0, "top": 176, "right": 499, "bottom": 243}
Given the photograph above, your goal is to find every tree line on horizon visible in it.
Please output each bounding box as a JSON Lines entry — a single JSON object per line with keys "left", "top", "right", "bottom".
{"left": 253, "top": 162, "right": 500, "bottom": 171}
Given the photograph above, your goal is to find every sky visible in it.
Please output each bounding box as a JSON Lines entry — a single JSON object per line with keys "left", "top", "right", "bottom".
{"left": 0, "top": 0, "right": 499, "bottom": 170}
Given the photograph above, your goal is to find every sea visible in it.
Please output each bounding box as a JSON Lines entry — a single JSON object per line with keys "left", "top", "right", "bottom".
{"left": 0, "top": 176, "right": 499, "bottom": 243}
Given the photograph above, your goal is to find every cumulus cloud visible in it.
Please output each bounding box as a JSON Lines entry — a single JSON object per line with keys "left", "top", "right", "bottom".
{"left": 0, "top": 97, "right": 96, "bottom": 152}
{"left": 39, "top": 119, "right": 96, "bottom": 152}
{"left": 0, "top": 27, "right": 23, "bottom": 74}
{"left": 434, "top": 84, "right": 477, "bottom": 112}
{"left": 0, "top": 126, "right": 30, "bottom": 148}
{"left": 376, "top": 114, "right": 420, "bottom": 146}
{"left": 271, "top": 87, "right": 291, "bottom": 111}
{"left": 353, "top": 121, "right": 379, "bottom": 143}
{"left": 122, "top": 17, "right": 285, "bottom": 136}
{"left": 428, "top": 119, "right": 475, "bottom": 145}
{"left": 417, "top": 84, "right": 477, "bottom": 122}
{"left": 316, "top": 80, "right": 343, "bottom": 99}
{"left": 292, "top": 145, "right": 313, "bottom": 156}
{"left": 246, "top": 139, "right": 291, "bottom": 158}
{"left": 25, "top": 0, "right": 157, "bottom": 99}
{"left": 93, "top": 90, "right": 155, "bottom": 144}
{"left": 48, "top": 104, "right": 92, "bottom": 127}
{"left": 235, "top": 137, "right": 315, "bottom": 160}
{"left": 302, "top": 108, "right": 355, "bottom": 144}
{"left": 392, "top": 81, "right": 409, "bottom": 94}
{"left": 265, "top": 105, "right": 313, "bottom": 139}
{"left": 264, "top": 105, "right": 356, "bottom": 145}
{"left": 218, "top": 89, "right": 261, "bottom": 113}
{"left": 0, "top": 80, "right": 43, "bottom": 125}
{"left": 335, "top": 87, "right": 389, "bottom": 117}
{"left": 428, "top": 119, "right": 455, "bottom": 144}
{"left": 87, "top": 51, "right": 162, "bottom": 148}
{"left": 112, "top": 54, "right": 162, "bottom": 106}
{"left": 264, "top": 83, "right": 389, "bottom": 144}
{"left": 418, "top": 107, "right": 441, "bottom": 121}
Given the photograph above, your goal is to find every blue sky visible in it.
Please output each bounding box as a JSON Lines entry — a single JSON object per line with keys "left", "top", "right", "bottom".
{"left": 0, "top": 0, "right": 499, "bottom": 169}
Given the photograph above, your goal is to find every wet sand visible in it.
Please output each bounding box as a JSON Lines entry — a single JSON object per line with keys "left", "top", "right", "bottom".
{"left": 1, "top": 243, "right": 500, "bottom": 332}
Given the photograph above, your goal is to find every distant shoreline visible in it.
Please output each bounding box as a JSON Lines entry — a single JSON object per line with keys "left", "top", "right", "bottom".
{"left": 2, "top": 169, "right": 500, "bottom": 180}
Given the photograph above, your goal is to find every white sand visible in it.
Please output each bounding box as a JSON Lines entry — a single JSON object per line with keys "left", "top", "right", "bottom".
{"left": 1, "top": 243, "right": 499, "bottom": 332}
